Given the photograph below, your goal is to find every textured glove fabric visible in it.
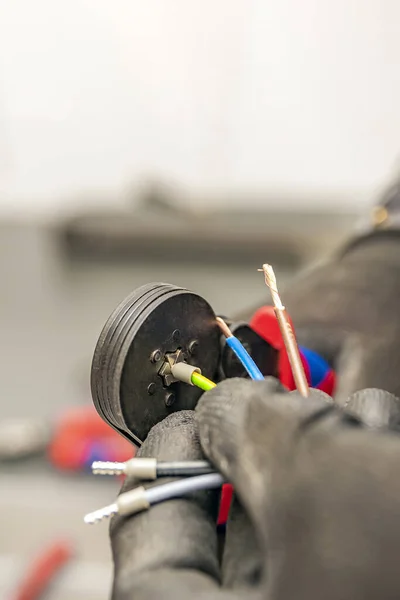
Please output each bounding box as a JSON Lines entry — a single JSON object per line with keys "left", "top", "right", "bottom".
{"left": 110, "top": 411, "right": 222, "bottom": 600}
{"left": 283, "top": 234, "right": 400, "bottom": 403}
{"left": 344, "top": 388, "right": 400, "bottom": 429}
{"left": 196, "top": 379, "right": 400, "bottom": 600}
{"left": 110, "top": 379, "right": 400, "bottom": 600}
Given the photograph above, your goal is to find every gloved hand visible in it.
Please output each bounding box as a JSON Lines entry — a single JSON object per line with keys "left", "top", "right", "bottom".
{"left": 283, "top": 231, "right": 400, "bottom": 404}
{"left": 110, "top": 378, "right": 400, "bottom": 600}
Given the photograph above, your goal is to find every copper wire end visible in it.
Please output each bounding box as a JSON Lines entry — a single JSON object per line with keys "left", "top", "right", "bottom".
{"left": 259, "top": 264, "right": 309, "bottom": 398}
{"left": 258, "top": 264, "right": 285, "bottom": 310}
{"left": 216, "top": 316, "right": 233, "bottom": 338}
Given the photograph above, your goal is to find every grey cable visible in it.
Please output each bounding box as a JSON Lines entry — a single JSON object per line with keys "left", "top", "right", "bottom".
{"left": 145, "top": 472, "right": 224, "bottom": 505}
{"left": 92, "top": 458, "right": 215, "bottom": 478}
{"left": 156, "top": 460, "right": 215, "bottom": 477}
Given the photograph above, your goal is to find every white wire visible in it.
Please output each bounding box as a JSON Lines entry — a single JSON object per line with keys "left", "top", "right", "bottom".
{"left": 145, "top": 473, "right": 224, "bottom": 505}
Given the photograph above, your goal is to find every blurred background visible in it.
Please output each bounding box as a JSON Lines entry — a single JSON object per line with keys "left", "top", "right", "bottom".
{"left": 0, "top": 1, "right": 399, "bottom": 598}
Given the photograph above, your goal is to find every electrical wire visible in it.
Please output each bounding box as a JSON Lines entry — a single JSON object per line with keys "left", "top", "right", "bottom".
{"left": 84, "top": 472, "right": 224, "bottom": 524}
{"left": 146, "top": 472, "right": 223, "bottom": 504}
{"left": 156, "top": 461, "right": 215, "bottom": 477}
{"left": 169, "top": 360, "right": 216, "bottom": 391}
{"left": 259, "top": 264, "right": 309, "bottom": 397}
{"left": 92, "top": 458, "right": 215, "bottom": 478}
{"left": 191, "top": 371, "right": 216, "bottom": 391}
{"left": 216, "top": 317, "right": 264, "bottom": 381}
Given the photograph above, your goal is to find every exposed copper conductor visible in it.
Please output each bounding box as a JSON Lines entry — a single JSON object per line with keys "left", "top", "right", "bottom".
{"left": 258, "top": 264, "right": 309, "bottom": 398}
{"left": 216, "top": 316, "right": 233, "bottom": 338}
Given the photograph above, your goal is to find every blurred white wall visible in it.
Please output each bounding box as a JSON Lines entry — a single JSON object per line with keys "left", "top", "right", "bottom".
{"left": 0, "top": 0, "right": 399, "bottom": 216}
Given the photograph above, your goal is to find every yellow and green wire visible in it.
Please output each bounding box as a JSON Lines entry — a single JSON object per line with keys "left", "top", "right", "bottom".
{"left": 191, "top": 371, "right": 216, "bottom": 391}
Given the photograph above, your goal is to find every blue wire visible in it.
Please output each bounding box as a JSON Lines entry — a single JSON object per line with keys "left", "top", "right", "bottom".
{"left": 299, "top": 345, "right": 330, "bottom": 387}
{"left": 226, "top": 336, "right": 264, "bottom": 381}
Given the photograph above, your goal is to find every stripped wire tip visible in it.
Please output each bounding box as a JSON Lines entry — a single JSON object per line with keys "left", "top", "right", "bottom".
{"left": 258, "top": 263, "right": 309, "bottom": 398}
{"left": 257, "top": 264, "right": 284, "bottom": 310}
{"left": 216, "top": 316, "right": 233, "bottom": 338}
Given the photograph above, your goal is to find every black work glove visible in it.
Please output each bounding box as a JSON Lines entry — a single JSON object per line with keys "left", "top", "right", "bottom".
{"left": 110, "top": 379, "right": 400, "bottom": 600}
{"left": 283, "top": 232, "right": 400, "bottom": 404}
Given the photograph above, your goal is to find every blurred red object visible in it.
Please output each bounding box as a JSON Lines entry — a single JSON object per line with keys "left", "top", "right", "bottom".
{"left": 217, "top": 484, "right": 233, "bottom": 526}
{"left": 48, "top": 406, "right": 134, "bottom": 471}
{"left": 11, "top": 540, "right": 73, "bottom": 600}
{"left": 250, "top": 305, "right": 335, "bottom": 396}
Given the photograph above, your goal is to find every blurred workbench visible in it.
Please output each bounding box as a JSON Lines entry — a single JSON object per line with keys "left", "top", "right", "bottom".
{"left": 0, "top": 208, "right": 357, "bottom": 599}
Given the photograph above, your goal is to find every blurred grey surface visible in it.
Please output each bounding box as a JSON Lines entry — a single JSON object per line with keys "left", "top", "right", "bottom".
{"left": 0, "top": 214, "right": 356, "bottom": 599}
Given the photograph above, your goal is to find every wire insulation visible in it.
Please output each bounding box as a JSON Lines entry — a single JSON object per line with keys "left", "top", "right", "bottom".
{"left": 217, "top": 317, "right": 264, "bottom": 381}
{"left": 157, "top": 460, "right": 215, "bottom": 477}
{"left": 225, "top": 336, "right": 264, "bottom": 380}
{"left": 145, "top": 472, "right": 224, "bottom": 505}
{"left": 191, "top": 372, "right": 216, "bottom": 391}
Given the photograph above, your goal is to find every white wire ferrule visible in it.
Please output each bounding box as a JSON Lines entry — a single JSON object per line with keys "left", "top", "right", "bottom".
{"left": 171, "top": 362, "right": 201, "bottom": 385}
{"left": 92, "top": 458, "right": 157, "bottom": 479}
{"left": 84, "top": 486, "right": 150, "bottom": 524}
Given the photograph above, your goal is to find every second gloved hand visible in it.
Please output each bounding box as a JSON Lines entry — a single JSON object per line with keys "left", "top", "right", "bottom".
{"left": 197, "top": 378, "right": 400, "bottom": 600}
{"left": 283, "top": 232, "right": 400, "bottom": 403}
{"left": 110, "top": 378, "right": 400, "bottom": 600}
